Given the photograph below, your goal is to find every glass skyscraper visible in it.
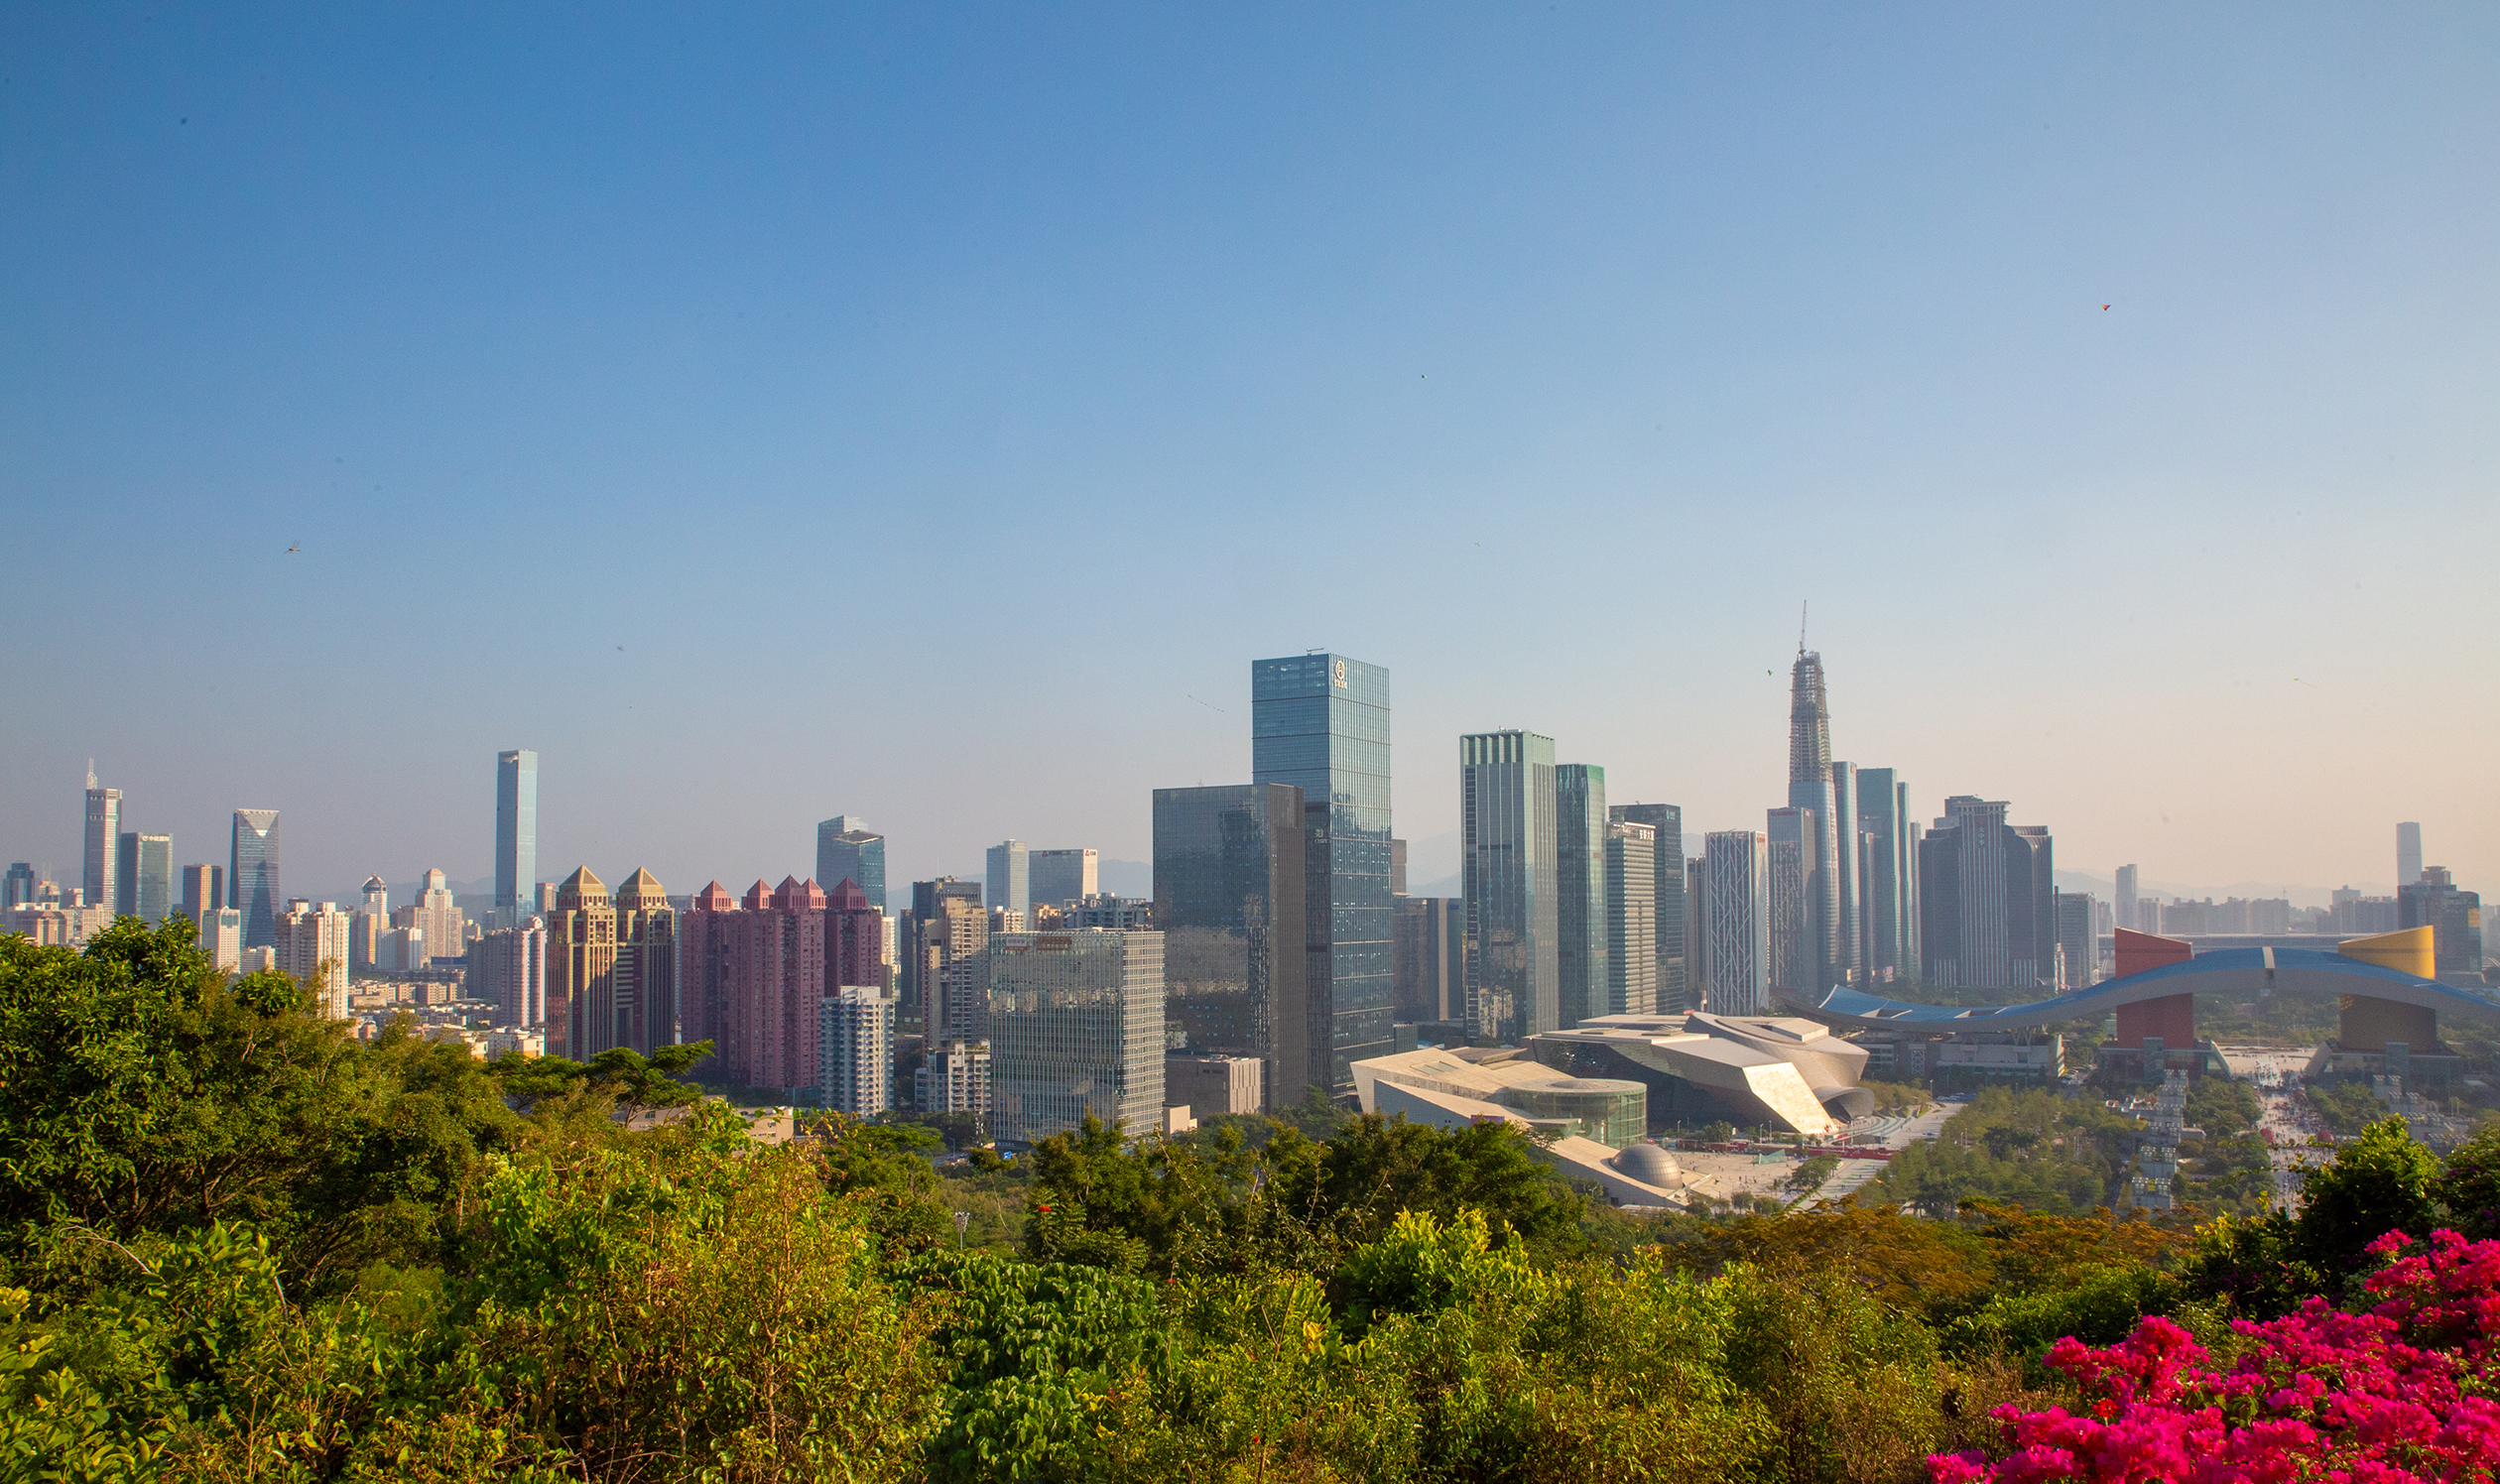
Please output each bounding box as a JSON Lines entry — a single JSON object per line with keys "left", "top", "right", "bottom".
{"left": 1152, "top": 782, "right": 1308, "bottom": 1110}
{"left": 1788, "top": 650, "right": 1838, "bottom": 991}
{"left": 987, "top": 929, "right": 1166, "bottom": 1146}
{"left": 1608, "top": 803, "right": 1686, "bottom": 1010}
{"left": 1460, "top": 729, "right": 1558, "bottom": 1041}
{"left": 985, "top": 839, "right": 1030, "bottom": 920}
{"left": 816, "top": 815, "right": 886, "bottom": 911}
{"left": 1252, "top": 653, "right": 1392, "bottom": 1093}
{"left": 118, "top": 832, "right": 172, "bottom": 923}
{"left": 1829, "top": 760, "right": 1860, "bottom": 986}
{"left": 496, "top": 749, "right": 538, "bottom": 930}
{"left": 1855, "top": 768, "right": 1916, "bottom": 985}
{"left": 1554, "top": 763, "right": 1608, "bottom": 1030}
{"left": 229, "top": 808, "right": 281, "bottom": 950}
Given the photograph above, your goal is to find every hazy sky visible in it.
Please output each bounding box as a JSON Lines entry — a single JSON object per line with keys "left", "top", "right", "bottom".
{"left": 4, "top": 4, "right": 2494, "bottom": 906}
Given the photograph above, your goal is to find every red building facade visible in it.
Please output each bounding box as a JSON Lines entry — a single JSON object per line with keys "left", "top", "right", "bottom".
{"left": 680, "top": 875, "right": 844, "bottom": 1093}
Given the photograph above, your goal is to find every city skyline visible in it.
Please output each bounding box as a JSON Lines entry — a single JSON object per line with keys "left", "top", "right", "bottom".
{"left": 13, "top": 680, "right": 2487, "bottom": 920}
{"left": 4, "top": 9, "right": 2495, "bottom": 901}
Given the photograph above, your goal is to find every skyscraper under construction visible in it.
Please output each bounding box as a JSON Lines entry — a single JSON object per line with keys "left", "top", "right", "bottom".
{"left": 1787, "top": 648, "right": 1839, "bottom": 993}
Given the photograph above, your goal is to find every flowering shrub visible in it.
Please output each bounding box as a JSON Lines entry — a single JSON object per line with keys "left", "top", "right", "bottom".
{"left": 1930, "top": 1229, "right": 2500, "bottom": 1483}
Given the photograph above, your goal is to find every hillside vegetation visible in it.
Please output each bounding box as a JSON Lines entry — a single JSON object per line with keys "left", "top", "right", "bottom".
{"left": 7, "top": 920, "right": 2500, "bottom": 1482}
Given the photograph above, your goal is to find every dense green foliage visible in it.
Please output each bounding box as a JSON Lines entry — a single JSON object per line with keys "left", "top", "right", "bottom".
{"left": 2183, "top": 1076, "right": 2259, "bottom": 1139}
{"left": 1870, "top": 1087, "right": 2139, "bottom": 1214}
{"left": 2308, "top": 1076, "right": 2392, "bottom": 1135}
{"left": 7, "top": 921, "right": 2499, "bottom": 1482}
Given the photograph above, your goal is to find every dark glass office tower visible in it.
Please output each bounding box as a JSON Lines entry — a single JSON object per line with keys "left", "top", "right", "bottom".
{"left": 229, "top": 809, "right": 282, "bottom": 950}
{"left": 1461, "top": 729, "right": 1559, "bottom": 1040}
{"left": 496, "top": 749, "right": 539, "bottom": 930}
{"left": 1608, "top": 804, "right": 1686, "bottom": 1010}
{"left": 1554, "top": 763, "right": 1608, "bottom": 1030}
{"left": 1855, "top": 769, "right": 1912, "bottom": 985}
{"left": 1252, "top": 653, "right": 1392, "bottom": 1094}
{"left": 118, "top": 832, "right": 172, "bottom": 923}
{"left": 1153, "top": 783, "right": 1308, "bottom": 1109}
{"left": 817, "top": 816, "right": 887, "bottom": 912}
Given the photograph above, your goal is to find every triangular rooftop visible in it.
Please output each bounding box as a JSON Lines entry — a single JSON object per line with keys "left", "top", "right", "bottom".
{"left": 614, "top": 868, "right": 668, "bottom": 905}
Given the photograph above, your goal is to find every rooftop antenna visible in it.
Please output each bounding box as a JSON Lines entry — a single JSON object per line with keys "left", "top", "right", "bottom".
{"left": 85, "top": 758, "right": 95, "bottom": 791}
{"left": 1798, "top": 601, "right": 1809, "bottom": 656}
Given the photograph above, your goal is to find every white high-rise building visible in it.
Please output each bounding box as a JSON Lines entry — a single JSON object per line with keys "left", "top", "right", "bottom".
{"left": 354, "top": 875, "right": 389, "bottom": 972}
{"left": 918, "top": 1040, "right": 991, "bottom": 1117}
{"left": 83, "top": 766, "right": 121, "bottom": 919}
{"left": 475, "top": 917, "right": 548, "bottom": 1028}
{"left": 1702, "top": 831, "right": 1770, "bottom": 1017}
{"left": 274, "top": 900, "right": 353, "bottom": 1017}
{"left": 817, "top": 987, "right": 895, "bottom": 1115}
{"left": 201, "top": 907, "right": 243, "bottom": 974}
{"left": 1603, "top": 819, "right": 1657, "bottom": 1017}
{"left": 394, "top": 869, "right": 468, "bottom": 968}
{"left": 2397, "top": 823, "right": 2424, "bottom": 889}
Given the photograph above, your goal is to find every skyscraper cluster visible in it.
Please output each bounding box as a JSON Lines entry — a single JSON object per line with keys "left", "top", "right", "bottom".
{"left": 16, "top": 637, "right": 2491, "bottom": 1155}
{"left": 1453, "top": 733, "right": 1687, "bottom": 1042}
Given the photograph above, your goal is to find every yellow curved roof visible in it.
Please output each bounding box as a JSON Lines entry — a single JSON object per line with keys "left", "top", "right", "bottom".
{"left": 2338, "top": 926, "right": 2434, "bottom": 980}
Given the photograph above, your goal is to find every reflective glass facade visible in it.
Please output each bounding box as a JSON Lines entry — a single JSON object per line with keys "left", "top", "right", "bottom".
{"left": 1787, "top": 652, "right": 1838, "bottom": 990}
{"left": 1153, "top": 783, "right": 1307, "bottom": 1109}
{"left": 497, "top": 749, "right": 538, "bottom": 930}
{"left": 1554, "top": 764, "right": 1608, "bottom": 1030}
{"left": 1461, "top": 730, "right": 1559, "bottom": 1040}
{"left": 986, "top": 839, "right": 1030, "bottom": 919}
{"left": 987, "top": 929, "right": 1166, "bottom": 1146}
{"left": 1252, "top": 654, "right": 1392, "bottom": 1093}
{"left": 1608, "top": 804, "right": 1685, "bottom": 1010}
{"left": 816, "top": 817, "right": 887, "bottom": 911}
{"left": 1604, "top": 820, "right": 1657, "bottom": 1016}
{"left": 229, "top": 809, "right": 282, "bottom": 951}
{"left": 1856, "top": 769, "right": 1915, "bottom": 985}
{"left": 119, "top": 832, "right": 172, "bottom": 923}
{"left": 1829, "top": 761, "right": 1860, "bottom": 985}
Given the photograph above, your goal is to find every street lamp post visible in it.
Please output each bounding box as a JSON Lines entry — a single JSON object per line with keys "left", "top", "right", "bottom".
{"left": 951, "top": 1210, "right": 970, "bottom": 1249}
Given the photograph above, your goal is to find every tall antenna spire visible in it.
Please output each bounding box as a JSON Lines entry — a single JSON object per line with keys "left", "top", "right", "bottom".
{"left": 1799, "top": 600, "right": 1809, "bottom": 655}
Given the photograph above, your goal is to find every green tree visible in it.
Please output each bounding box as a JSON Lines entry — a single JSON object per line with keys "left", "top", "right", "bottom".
{"left": 2185, "top": 1076, "right": 2261, "bottom": 1138}
{"left": 0, "top": 922, "right": 520, "bottom": 1292}
{"left": 1271, "top": 1113, "right": 1587, "bottom": 1262}
{"left": 2307, "top": 1077, "right": 2391, "bottom": 1136}
{"left": 2291, "top": 1115, "right": 2439, "bottom": 1272}
{"left": 2434, "top": 1122, "right": 2500, "bottom": 1240}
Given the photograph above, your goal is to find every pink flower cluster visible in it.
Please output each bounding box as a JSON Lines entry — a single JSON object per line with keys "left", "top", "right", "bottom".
{"left": 1930, "top": 1230, "right": 2500, "bottom": 1484}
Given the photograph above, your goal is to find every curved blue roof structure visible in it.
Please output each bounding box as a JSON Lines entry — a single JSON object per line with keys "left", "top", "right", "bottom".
{"left": 1801, "top": 946, "right": 2500, "bottom": 1032}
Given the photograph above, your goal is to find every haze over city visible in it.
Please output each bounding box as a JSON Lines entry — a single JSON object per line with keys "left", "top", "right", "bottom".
{"left": 4, "top": 5, "right": 2494, "bottom": 900}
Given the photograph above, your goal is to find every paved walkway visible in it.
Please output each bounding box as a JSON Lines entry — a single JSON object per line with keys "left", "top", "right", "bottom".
{"left": 1794, "top": 1105, "right": 1955, "bottom": 1206}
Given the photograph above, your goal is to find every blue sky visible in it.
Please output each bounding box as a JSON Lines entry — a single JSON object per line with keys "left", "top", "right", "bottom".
{"left": 3, "top": 3, "right": 2494, "bottom": 905}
